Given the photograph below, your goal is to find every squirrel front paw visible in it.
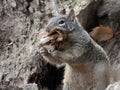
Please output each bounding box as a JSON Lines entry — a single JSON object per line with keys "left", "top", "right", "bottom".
{"left": 40, "top": 47, "right": 48, "bottom": 55}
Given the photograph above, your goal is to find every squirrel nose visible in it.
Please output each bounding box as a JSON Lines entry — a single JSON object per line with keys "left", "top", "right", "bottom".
{"left": 46, "top": 25, "right": 67, "bottom": 33}
{"left": 46, "top": 26, "right": 61, "bottom": 32}
{"left": 46, "top": 27, "right": 54, "bottom": 32}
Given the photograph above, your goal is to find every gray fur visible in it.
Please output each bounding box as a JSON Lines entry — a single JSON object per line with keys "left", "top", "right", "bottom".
{"left": 40, "top": 10, "right": 110, "bottom": 90}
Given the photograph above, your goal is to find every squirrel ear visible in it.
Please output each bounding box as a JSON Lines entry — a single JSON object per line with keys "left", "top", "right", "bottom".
{"left": 67, "top": 9, "right": 75, "bottom": 21}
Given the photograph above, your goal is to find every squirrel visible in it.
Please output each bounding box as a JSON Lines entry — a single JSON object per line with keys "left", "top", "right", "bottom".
{"left": 39, "top": 9, "right": 111, "bottom": 90}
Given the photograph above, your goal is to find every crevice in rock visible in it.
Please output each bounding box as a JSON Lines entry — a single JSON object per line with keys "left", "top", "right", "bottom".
{"left": 41, "top": 63, "right": 64, "bottom": 90}
{"left": 28, "top": 63, "right": 64, "bottom": 90}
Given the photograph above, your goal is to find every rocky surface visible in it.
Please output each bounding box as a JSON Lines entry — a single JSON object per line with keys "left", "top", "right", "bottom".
{"left": 0, "top": 0, "right": 120, "bottom": 90}
{"left": 106, "top": 81, "right": 120, "bottom": 90}
{"left": 0, "top": 0, "right": 48, "bottom": 90}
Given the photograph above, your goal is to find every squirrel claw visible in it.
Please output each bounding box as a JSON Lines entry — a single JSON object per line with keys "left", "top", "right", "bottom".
{"left": 40, "top": 47, "right": 48, "bottom": 55}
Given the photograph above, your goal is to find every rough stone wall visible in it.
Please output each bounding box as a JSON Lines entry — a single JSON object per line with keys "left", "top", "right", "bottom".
{"left": 0, "top": 0, "right": 48, "bottom": 90}
{"left": 0, "top": 0, "right": 120, "bottom": 90}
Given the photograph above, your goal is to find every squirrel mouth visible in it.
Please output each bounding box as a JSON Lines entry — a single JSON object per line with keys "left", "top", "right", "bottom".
{"left": 40, "top": 29, "right": 67, "bottom": 45}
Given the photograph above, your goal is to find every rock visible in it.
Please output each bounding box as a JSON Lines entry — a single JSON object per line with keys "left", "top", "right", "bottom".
{"left": 106, "top": 81, "right": 120, "bottom": 90}
{"left": 97, "top": 0, "right": 120, "bottom": 31}
{"left": 22, "top": 83, "right": 38, "bottom": 90}
{"left": 0, "top": 0, "right": 120, "bottom": 90}
{"left": 98, "top": 0, "right": 120, "bottom": 17}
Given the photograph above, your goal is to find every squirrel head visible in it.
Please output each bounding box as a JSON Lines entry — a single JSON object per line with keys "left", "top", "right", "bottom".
{"left": 46, "top": 9, "right": 77, "bottom": 33}
{"left": 40, "top": 9, "right": 91, "bottom": 51}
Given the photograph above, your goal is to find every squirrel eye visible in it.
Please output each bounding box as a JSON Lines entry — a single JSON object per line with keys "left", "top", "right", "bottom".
{"left": 58, "top": 19, "right": 65, "bottom": 26}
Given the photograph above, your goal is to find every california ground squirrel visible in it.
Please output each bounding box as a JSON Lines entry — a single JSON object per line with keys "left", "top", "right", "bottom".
{"left": 39, "top": 9, "right": 110, "bottom": 90}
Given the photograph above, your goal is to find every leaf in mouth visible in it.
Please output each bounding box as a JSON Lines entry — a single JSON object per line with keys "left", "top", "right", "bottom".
{"left": 47, "top": 29, "right": 64, "bottom": 42}
{"left": 40, "top": 36, "right": 54, "bottom": 45}
{"left": 40, "top": 29, "right": 65, "bottom": 45}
